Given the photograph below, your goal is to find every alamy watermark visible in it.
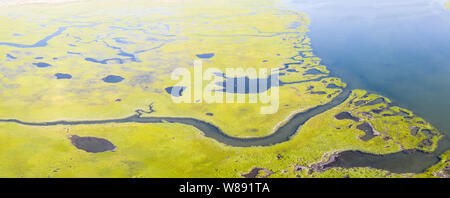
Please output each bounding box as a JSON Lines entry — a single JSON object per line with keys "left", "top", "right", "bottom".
{"left": 169, "top": 60, "right": 280, "bottom": 114}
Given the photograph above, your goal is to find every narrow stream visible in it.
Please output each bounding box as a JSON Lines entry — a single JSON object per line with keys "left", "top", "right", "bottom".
{"left": 0, "top": 86, "right": 351, "bottom": 147}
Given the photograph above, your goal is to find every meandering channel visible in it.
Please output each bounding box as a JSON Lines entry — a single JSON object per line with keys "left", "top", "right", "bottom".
{"left": 2, "top": 85, "right": 443, "bottom": 173}
{"left": 1, "top": 2, "right": 446, "bottom": 173}
{"left": 0, "top": 87, "right": 351, "bottom": 147}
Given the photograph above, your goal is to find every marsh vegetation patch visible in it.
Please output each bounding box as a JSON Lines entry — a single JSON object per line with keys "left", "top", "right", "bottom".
{"left": 410, "top": 126, "right": 421, "bottom": 136}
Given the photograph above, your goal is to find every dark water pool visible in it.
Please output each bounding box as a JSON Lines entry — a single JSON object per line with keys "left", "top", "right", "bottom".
{"left": 102, "top": 75, "right": 124, "bottom": 83}
{"left": 324, "top": 150, "right": 440, "bottom": 173}
{"left": 55, "top": 73, "right": 72, "bottom": 79}
{"left": 70, "top": 135, "right": 116, "bottom": 153}
{"left": 165, "top": 86, "right": 186, "bottom": 97}
{"left": 196, "top": 53, "right": 215, "bottom": 59}
{"left": 33, "top": 62, "right": 51, "bottom": 68}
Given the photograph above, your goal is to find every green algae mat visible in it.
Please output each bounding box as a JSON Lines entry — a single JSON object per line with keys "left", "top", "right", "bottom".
{"left": 0, "top": 0, "right": 449, "bottom": 178}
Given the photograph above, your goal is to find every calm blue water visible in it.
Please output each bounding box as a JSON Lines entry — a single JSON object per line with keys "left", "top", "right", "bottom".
{"left": 55, "top": 73, "right": 72, "bottom": 80}
{"left": 32, "top": 62, "right": 51, "bottom": 68}
{"left": 196, "top": 53, "right": 215, "bottom": 59}
{"left": 102, "top": 75, "right": 124, "bottom": 83}
{"left": 283, "top": 0, "right": 450, "bottom": 153}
